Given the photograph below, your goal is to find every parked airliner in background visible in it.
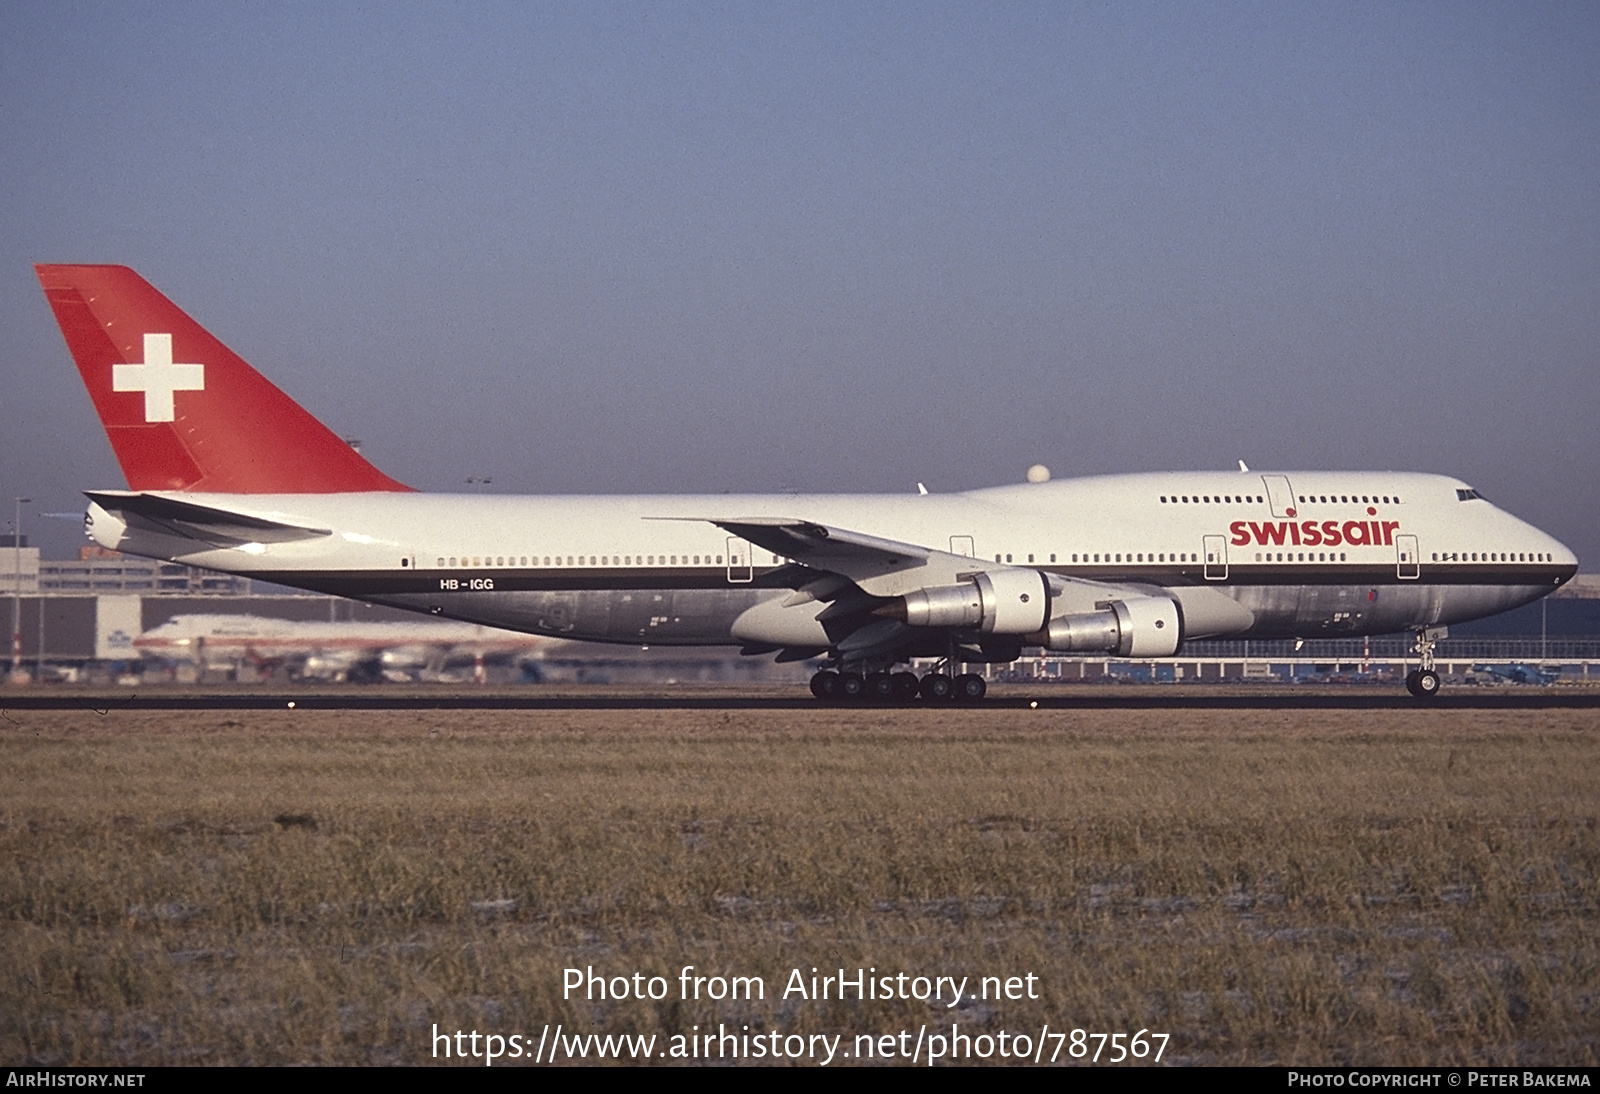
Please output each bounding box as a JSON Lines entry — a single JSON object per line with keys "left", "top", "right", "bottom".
{"left": 36, "top": 264, "right": 1577, "bottom": 700}
{"left": 136, "top": 613, "right": 559, "bottom": 682}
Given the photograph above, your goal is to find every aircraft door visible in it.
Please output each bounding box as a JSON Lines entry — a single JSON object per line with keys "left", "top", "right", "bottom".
{"left": 1203, "top": 534, "right": 1228, "bottom": 580}
{"left": 1396, "top": 534, "right": 1420, "bottom": 580}
{"left": 949, "top": 535, "right": 976, "bottom": 558}
{"left": 725, "top": 536, "right": 754, "bottom": 583}
{"left": 1261, "top": 475, "right": 1298, "bottom": 518}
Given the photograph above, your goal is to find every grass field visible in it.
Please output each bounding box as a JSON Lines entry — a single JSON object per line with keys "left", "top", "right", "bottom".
{"left": 2, "top": 691, "right": 1597, "bottom": 1065}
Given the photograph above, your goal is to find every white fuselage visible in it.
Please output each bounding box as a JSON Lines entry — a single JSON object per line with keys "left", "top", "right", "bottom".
{"left": 86, "top": 470, "right": 1577, "bottom": 653}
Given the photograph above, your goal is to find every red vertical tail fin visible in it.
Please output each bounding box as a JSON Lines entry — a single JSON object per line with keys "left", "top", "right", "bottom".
{"left": 35, "top": 264, "right": 413, "bottom": 493}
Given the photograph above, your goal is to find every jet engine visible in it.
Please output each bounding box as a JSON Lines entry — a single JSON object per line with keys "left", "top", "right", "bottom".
{"left": 1028, "top": 595, "right": 1181, "bottom": 657}
{"left": 885, "top": 569, "right": 1050, "bottom": 635}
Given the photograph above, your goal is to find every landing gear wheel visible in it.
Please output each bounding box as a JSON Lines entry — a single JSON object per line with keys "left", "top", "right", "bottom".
{"left": 1407, "top": 669, "right": 1441, "bottom": 699}
{"left": 810, "top": 670, "right": 840, "bottom": 700}
{"left": 953, "top": 673, "right": 988, "bottom": 702}
{"left": 837, "top": 672, "right": 866, "bottom": 701}
{"left": 1408, "top": 627, "right": 1445, "bottom": 701}
{"left": 891, "top": 671, "right": 920, "bottom": 702}
{"left": 919, "top": 672, "right": 954, "bottom": 701}
{"left": 865, "top": 672, "right": 896, "bottom": 702}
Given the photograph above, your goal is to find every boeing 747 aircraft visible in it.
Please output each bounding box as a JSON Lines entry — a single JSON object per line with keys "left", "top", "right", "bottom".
{"left": 35, "top": 264, "right": 1578, "bottom": 700}
{"left": 135, "top": 613, "right": 559, "bottom": 682}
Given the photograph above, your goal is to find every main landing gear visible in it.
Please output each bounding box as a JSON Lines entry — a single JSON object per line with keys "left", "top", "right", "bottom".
{"left": 1405, "top": 626, "right": 1446, "bottom": 700}
{"left": 810, "top": 667, "right": 988, "bottom": 703}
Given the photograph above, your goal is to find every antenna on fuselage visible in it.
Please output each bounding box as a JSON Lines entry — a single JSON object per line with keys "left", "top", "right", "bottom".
{"left": 1238, "top": 460, "right": 1250, "bottom": 472}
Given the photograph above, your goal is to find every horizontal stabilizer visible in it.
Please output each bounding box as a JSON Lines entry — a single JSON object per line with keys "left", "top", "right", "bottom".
{"left": 87, "top": 491, "right": 332, "bottom": 545}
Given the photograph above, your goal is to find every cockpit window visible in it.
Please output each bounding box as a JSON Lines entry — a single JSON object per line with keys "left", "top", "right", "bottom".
{"left": 1456, "top": 488, "right": 1485, "bottom": 501}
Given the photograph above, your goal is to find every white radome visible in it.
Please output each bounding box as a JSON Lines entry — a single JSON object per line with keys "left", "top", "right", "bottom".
{"left": 1026, "top": 464, "right": 1051, "bottom": 484}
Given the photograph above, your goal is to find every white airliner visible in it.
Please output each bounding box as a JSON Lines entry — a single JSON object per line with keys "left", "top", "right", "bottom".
{"left": 36, "top": 265, "right": 1578, "bottom": 701}
{"left": 135, "top": 613, "right": 558, "bottom": 682}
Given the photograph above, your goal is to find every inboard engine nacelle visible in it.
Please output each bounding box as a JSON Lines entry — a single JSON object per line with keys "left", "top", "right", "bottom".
{"left": 1028, "top": 595, "right": 1181, "bottom": 657}
{"left": 890, "top": 569, "right": 1051, "bottom": 634}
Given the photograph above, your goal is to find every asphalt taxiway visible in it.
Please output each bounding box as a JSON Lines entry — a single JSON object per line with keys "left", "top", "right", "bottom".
{"left": 3, "top": 685, "right": 1599, "bottom": 712}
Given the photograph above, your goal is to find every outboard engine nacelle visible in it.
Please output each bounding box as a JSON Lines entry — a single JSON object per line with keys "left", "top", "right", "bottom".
{"left": 1030, "top": 595, "right": 1181, "bottom": 657}
{"left": 891, "top": 569, "right": 1050, "bottom": 635}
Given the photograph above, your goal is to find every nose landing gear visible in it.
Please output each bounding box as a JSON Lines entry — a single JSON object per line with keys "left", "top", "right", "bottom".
{"left": 1405, "top": 669, "right": 1441, "bottom": 698}
{"left": 1406, "top": 626, "right": 1447, "bottom": 699}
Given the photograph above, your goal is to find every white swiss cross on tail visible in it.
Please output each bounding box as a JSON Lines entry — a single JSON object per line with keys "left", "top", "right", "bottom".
{"left": 112, "top": 332, "right": 204, "bottom": 423}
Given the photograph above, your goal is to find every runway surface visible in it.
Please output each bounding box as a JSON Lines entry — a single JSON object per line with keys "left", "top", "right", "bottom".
{"left": 4, "top": 684, "right": 1599, "bottom": 711}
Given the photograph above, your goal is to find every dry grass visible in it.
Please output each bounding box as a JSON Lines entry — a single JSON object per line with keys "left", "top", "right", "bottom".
{"left": 1, "top": 696, "right": 1597, "bottom": 1065}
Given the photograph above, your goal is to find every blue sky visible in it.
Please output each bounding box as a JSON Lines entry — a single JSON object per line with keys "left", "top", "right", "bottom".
{"left": 3, "top": 2, "right": 1596, "bottom": 561}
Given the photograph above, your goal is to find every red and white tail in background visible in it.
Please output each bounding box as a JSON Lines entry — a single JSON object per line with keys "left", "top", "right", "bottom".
{"left": 35, "top": 264, "right": 413, "bottom": 494}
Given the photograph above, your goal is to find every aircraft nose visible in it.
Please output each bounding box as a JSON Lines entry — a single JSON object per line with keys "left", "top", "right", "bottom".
{"left": 1546, "top": 535, "right": 1580, "bottom": 583}
{"left": 1548, "top": 531, "right": 1578, "bottom": 566}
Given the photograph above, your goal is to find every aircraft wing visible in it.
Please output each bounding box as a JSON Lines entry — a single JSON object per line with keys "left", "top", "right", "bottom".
{"left": 684, "top": 516, "right": 1002, "bottom": 598}
{"left": 86, "top": 490, "right": 332, "bottom": 545}
{"left": 683, "top": 515, "right": 1250, "bottom": 662}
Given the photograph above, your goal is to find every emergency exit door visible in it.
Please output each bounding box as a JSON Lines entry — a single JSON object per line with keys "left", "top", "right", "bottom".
{"left": 1396, "top": 534, "right": 1419, "bottom": 580}
{"left": 725, "top": 536, "right": 753, "bottom": 583}
{"left": 1203, "top": 534, "right": 1228, "bottom": 580}
{"left": 1261, "top": 475, "right": 1298, "bottom": 518}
